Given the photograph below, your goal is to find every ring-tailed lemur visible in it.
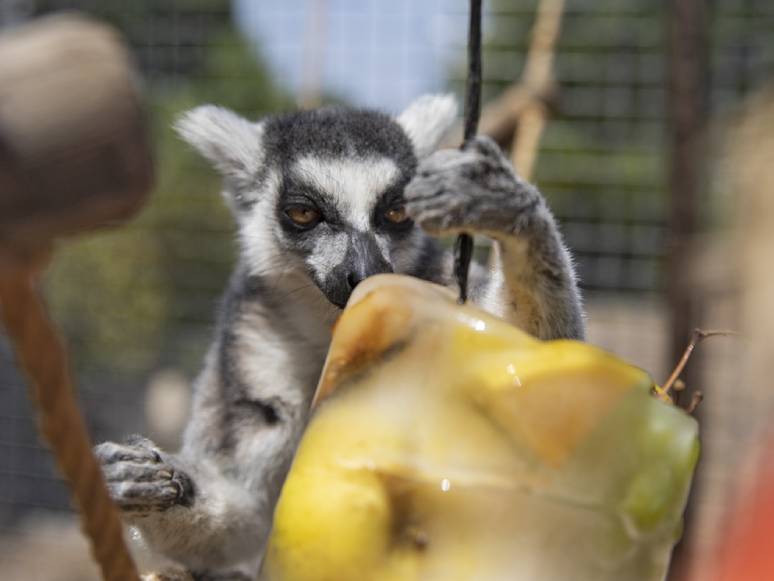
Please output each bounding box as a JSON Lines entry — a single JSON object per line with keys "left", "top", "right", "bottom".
{"left": 95, "top": 94, "right": 584, "bottom": 578}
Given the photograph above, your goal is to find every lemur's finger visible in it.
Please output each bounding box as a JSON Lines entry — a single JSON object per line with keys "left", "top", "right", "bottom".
{"left": 416, "top": 148, "right": 466, "bottom": 174}
{"left": 406, "top": 166, "right": 473, "bottom": 197}
{"left": 406, "top": 191, "right": 465, "bottom": 214}
{"left": 406, "top": 192, "right": 470, "bottom": 235}
{"left": 417, "top": 136, "right": 505, "bottom": 174}
{"left": 417, "top": 150, "right": 482, "bottom": 177}
{"left": 125, "top": 434, "right": 163, "bottom": 450}
{"left": 108, "top": 481, "right": 180, "bottom": 510}
{"left": 95, "top": 441, "right": 161, "bottom": 465}
{"left": 405, "top": 203, "right": 445, "bottom": 225}
{"left": 404, "top": 181, "right": 447, "bottom": 202}
{"left": 463, "top": 134, "right": 503, "bottom": 159}
{"left": 102, "top": 460, "right": 173, "bottom": 483}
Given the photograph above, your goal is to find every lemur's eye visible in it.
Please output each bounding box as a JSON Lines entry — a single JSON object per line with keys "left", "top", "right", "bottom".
{"left": 286, "top": 206, "right": 321, "bottom": 227}
{"left": 385, "top": 206, "right": 408, "bottom": 224}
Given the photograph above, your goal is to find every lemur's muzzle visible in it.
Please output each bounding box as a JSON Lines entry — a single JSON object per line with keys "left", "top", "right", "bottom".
{"left": 324, "top": 233, "right": 393, "bottom": 308}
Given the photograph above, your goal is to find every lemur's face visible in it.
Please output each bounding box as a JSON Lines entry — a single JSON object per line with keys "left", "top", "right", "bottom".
{"left": 274, "top": 154, "right": 412, "bottom": 307}
{"left": 175, "top": 95, "right": 457, "bottom": 308}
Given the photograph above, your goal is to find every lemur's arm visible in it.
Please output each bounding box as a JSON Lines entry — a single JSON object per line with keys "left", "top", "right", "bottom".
{"left": 94, "top": 436, "right": 271, "bottom": 574}
{"left": 405, "top": 136, "right": 584, "bottom": 340}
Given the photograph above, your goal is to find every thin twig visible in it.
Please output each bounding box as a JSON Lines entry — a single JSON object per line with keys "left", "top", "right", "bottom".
{"left": 661, "top": 328, "right": 737, "bottom": 397}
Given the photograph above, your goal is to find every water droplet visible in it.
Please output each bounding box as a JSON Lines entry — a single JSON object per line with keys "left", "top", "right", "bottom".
{"left": 506, "top": 363, "right": 522, "bottom": 387}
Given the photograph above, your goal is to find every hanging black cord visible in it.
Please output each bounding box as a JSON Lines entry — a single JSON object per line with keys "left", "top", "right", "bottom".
{"left": 455, "top": 0, "right": 483, "bottom": 304}
{"left": 463, "top": 0, "right": 483, "bottom": 145}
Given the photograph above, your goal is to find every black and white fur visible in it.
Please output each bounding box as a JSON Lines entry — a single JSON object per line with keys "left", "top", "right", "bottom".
{"left": 95, "top": 94, "right": 584, "bottom": 578}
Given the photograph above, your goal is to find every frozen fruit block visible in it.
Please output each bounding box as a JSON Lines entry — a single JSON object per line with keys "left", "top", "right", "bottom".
{"left": 265, "top": 274, "right": 699, "bottom": 581}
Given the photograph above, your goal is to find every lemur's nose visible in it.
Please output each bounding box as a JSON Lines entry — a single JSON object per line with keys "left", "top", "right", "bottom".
{"left": 347, "top": 271, "right": 364, "bottom": 290}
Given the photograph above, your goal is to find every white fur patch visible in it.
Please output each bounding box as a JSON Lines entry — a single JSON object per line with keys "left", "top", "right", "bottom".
{"left": 236, "top": 170, "right": 295, "bottom": 277}
{"left": 292, "top": 156, "right": 400, "bottom": 231}
{"left": 174, "top": 105, "right": 264, "bottom": 183}
{"left": 374, "top": 233, "right": 391, "bottom": 263}
{"left": 397, "top": 94, "right": 458, "bottom": 158}
{"left": 307, "top": 231, "right": 349, "bottom": 278}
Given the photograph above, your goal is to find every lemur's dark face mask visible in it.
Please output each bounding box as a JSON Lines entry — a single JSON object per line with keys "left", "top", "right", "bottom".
{"left": 275, "top": 160, "right": 416, "bottom": 308}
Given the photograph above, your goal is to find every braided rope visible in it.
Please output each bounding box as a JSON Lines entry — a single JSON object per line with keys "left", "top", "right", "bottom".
{"left": 0, "top": 259, "right": 139, "bottom": 581}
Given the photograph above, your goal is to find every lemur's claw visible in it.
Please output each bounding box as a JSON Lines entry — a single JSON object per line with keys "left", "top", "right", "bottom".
{"left": 95, "top": 438, "right": 194, "bottom": 514}
{"left": 405, "top": 135, "right": 541, "bottom": 237}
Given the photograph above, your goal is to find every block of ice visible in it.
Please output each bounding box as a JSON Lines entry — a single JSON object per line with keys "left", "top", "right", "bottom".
{"left": 265, "top": 274, "right": 699, "bottom": 581}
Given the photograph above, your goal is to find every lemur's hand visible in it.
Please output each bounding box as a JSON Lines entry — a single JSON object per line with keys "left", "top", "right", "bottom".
{"left": 405, "top": 135, "right": 542, "bottom": 237}
{"left": 95, "top": 436, "right": 193, "bottom": 516}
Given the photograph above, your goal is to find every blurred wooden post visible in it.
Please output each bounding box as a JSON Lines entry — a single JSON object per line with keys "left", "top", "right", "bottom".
{"left": 665, "top": 0, "right": 708, "bottom": 405}
{"left": 665, "top": 0, "right": 709, "bottom": 578}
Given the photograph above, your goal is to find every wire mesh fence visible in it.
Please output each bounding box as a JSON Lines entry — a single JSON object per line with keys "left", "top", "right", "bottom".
{"left": 0, "top": 0, "right": 772, "bottom": 579}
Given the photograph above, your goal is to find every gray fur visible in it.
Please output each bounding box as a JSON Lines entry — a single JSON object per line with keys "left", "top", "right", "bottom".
{"left": 95, "top": 95, "right": 584, "bottom": 577}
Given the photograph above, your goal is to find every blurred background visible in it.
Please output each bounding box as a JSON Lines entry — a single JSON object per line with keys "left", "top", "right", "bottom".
{"left": 0, "top": 0, "right": 772, "bottom": 579}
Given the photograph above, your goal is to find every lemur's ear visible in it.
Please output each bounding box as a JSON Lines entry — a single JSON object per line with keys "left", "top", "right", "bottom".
{"left": 174, "top": 105, "right": 264, "bottom": 183}
{"left": 396, "top": 94, "right": 458, "bottom": 158}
